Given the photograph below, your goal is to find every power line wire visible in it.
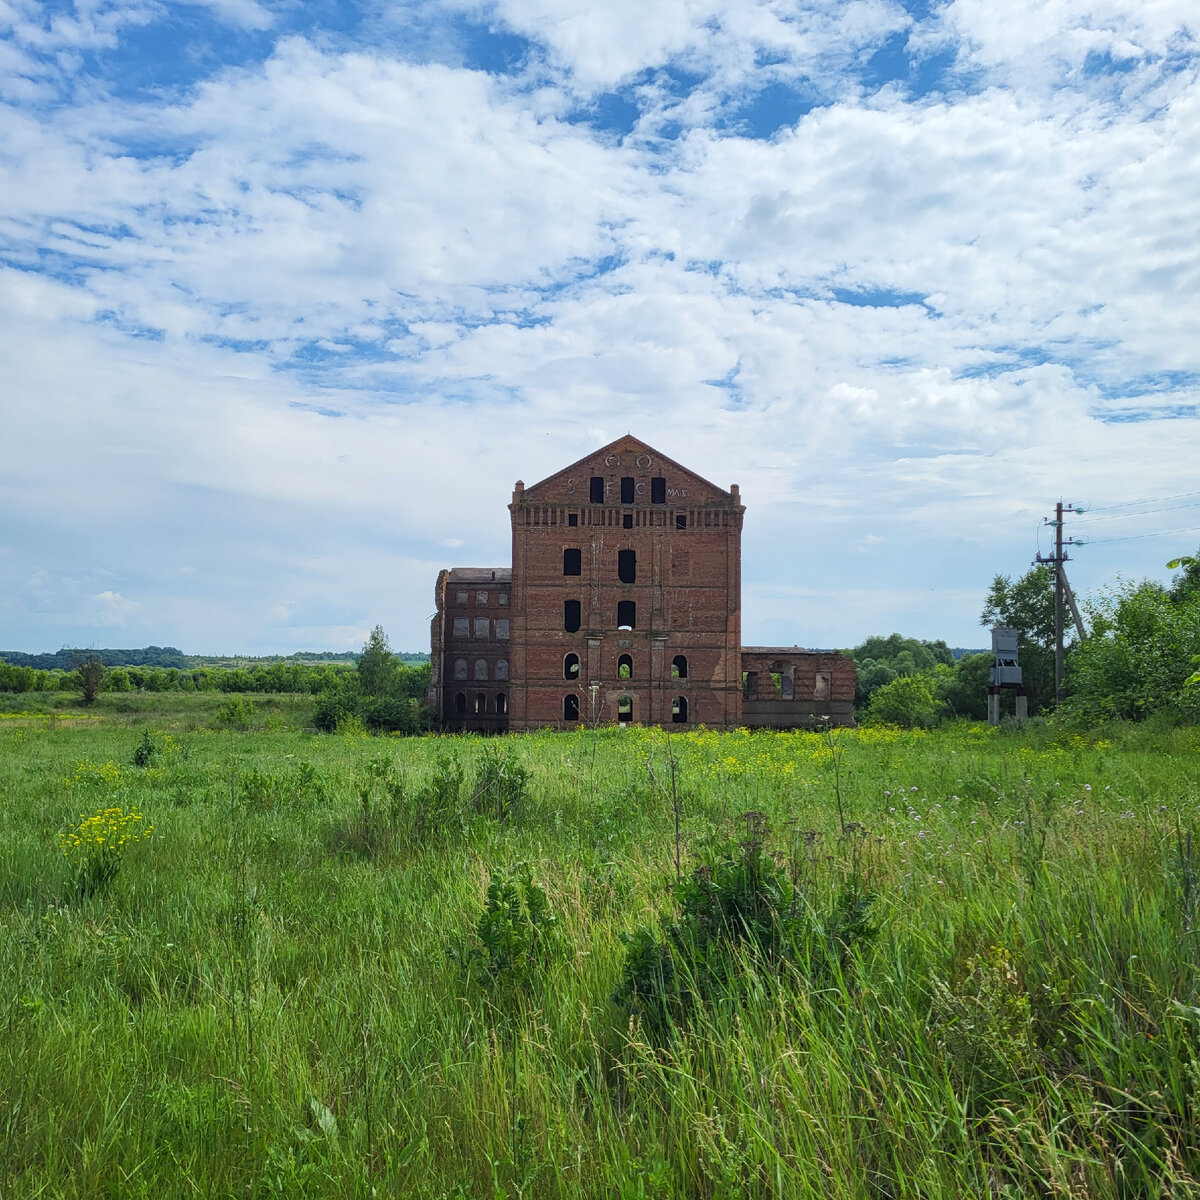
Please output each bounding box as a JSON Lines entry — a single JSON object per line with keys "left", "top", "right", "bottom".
{"left": 1085, "top": 524, "right": 1200, "bottom": 545}
{"left": 1086, "top": 489, "right": 1200, "bottom": 513}
{"left": 1075, "top": 499, "right": 1200, "bottom": 523}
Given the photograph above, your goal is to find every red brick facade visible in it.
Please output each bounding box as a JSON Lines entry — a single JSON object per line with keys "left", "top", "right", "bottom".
{"left": 429, "top": 436, "right": 854, "bottom": 731}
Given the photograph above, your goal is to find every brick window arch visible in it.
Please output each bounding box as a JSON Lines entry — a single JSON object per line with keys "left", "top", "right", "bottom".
{"left": 671, "top": 654, "right": 688, "bottom": 679}
{"left": 564, "top": 652, "right": 580, "bottom": 680}
{"left": 563, "top": 693, "right": 580, "bottom": 722}
{"left": 672, "top": 695, "right": 688, "bottom": 723}
{"left": 454, "top": 692, "right": 466, "bottom": 714}
{"left": 617, "top": 654, "right": 633, "bottom": 680}
{"left": 454, "top": 658, "right": 468, "bottom": 681}
{"left": 617, "top": 695, "right": 633, "bottom": 725}
{"left": 474, "top": 658, "right": 488, "bottom": 681}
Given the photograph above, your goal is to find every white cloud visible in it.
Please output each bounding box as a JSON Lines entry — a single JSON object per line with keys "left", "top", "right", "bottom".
{"left": 92, "top": 589, "right": 141, "bottom": 625}
{"left": 1, "top": 2, "right": 1198, "bottom": 652}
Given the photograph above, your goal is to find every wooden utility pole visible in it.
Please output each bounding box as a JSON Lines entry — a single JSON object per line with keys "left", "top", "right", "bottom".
{"left": 1055, "top": 501, "right": 1065, "bottom": 703}
{"left": 1035, "top": 501, "right": 1086, "bottom": 705}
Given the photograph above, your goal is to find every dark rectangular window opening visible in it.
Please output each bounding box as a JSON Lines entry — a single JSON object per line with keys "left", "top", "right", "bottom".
{"left": 676, "top": 513, "right": 687, "bottom": 530}
{"left": 564, "top": 599, "right": 581, "bottom": 633}
{"left": 651, "top": 477, "right": 666, "bottom": 504}
{"left": 563, "top": 547, "right": 581, "bottom": 576}
{"left": 618, "top": 549, "right": 636, "bottom": 584}
{"left": 742, "top": 671, "right": 758, "bottom": 700}
{"left": 589, "top": 477, "right": 604, "bottom": 503}
{"left": 617, "top": 600, "right": 636, "bottom": 629}
{"left": 568, "top": 513, "right": 578, "bottom": 527}
{"left": 620, "top": 477, "right": 634, "bottom": 504}
{"left": 623, "top": 513, "right": 633, "bottom": 529}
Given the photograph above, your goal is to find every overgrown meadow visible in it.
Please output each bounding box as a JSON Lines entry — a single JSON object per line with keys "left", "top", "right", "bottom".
{"left": 2, "top": 693, "right": 1199, "bottom": 1199}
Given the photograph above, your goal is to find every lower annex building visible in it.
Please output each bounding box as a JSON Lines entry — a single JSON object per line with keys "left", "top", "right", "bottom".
{"left": 429, "top": 436, "right": 855, "bottom": 732}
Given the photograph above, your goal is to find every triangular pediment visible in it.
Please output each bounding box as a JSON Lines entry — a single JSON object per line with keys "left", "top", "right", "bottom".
{"left": 521, "top": 436, "right": 734, "bottom": 506}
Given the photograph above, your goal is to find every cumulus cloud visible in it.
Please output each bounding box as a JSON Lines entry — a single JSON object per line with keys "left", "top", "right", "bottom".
{"left": 0, "top": 0, "right": 1197, "bottom": 652}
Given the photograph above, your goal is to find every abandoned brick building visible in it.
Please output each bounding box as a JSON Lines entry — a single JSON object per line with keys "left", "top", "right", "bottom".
{"left": 429, "top": 436, "right": 855, "bottom": 732}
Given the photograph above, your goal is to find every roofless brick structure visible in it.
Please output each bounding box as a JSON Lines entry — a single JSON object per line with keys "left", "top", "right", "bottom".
{"left": 429, "top": 435, "right": 855, "bottom": 731}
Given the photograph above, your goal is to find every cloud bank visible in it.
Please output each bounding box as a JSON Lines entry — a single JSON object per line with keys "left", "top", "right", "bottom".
{"left": 1, "top": 0, "right": 1198, "bottom": 652}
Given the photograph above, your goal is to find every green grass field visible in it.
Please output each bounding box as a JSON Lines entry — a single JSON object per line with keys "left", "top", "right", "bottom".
{"left": 2, "top": 694, "right": 1199, "bottom": 1198}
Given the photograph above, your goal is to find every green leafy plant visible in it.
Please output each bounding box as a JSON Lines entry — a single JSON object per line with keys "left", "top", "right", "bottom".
{"left": 471, "top": 744, "right": 529, "bottom": 821}
{"left": 132, "top": 728, "right": 160, "bottom": 767}
{"left": 451, "top": 864, "right": 558, "bottom": 992}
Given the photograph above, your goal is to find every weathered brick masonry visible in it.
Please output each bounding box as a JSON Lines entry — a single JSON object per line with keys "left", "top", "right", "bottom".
{"left": 429, "top": 436, "right": 855, "bottom": 731}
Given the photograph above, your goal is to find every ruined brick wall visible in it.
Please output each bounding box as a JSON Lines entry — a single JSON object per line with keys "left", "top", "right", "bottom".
{"left": 430, "top": 567, "right": 513, "bottom": 732}
{"left": 739, "top": 648, "right": 856, "bottom": 728}
{"left": 507, "top": 435, "right": 744, "bottom": 731}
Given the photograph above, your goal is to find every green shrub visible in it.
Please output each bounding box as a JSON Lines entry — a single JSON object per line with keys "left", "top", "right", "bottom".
{"left": 862, "top": 673, "right": 943, "bottom": 728}
{"left": 615, "top": 814, "right": 877, "bottom": 1036}
{"left": 213, "top": 695, "right": 256, "bottom": 730}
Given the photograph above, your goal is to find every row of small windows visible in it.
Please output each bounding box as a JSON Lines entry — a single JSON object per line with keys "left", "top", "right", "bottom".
{"left": 563, "top": 653, "right": 687, "bottom": 680}
{"left": 563, "top": 548, "right": 637, "bottom": 583}
{"left": 452, "top": 617, "right": 510, "bottom": 640}
{"left": 588, "top": 476, "right": 670, "bottom": 505}
{"left": 453, "top": 692, "right": 507, "bottom": 715}
{"left": 562, "top": 694, "right": 689, "bottom": 723}
{"left": 524, "top": 509, "right": 693, "bottom": 529}
{"left": 455, "top": 590, "right": 509, "bottom": 606}
{"left": 453, "top": 658, "right": 509, "bottom": 682}
{"left": 563, "top": 599, "right": 635, "bottom": 632}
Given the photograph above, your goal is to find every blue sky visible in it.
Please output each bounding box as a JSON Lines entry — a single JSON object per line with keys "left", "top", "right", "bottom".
{"left": 2, "top": 0, "right": 1198, "bottom": 654}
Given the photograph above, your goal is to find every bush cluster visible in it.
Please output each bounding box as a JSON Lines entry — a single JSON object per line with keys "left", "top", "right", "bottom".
{"left": 614, "top": 814, "right": 876, "bottom": 1037}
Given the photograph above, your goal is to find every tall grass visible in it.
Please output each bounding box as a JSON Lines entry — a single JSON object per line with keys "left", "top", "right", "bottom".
{"left": 2, "top": 713, "right": 1198, "bottom": 1197}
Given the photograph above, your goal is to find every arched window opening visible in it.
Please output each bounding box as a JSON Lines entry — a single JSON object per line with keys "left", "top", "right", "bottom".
{"left": 618, "top": 549, "right": 636, "bottom": 584}
{"left": 617, "top": 654, "right": 633, "bottom": 680}
{"left": 564, "top": 652, "right": 581, "bottom": 680}
{"left": 474, "top": 693, "right": 486, "bottom": 714}
{"left": 496, "top": 693, "right": 507, "bottom": 715}
{"left": 672, "top": 696, "right": 688, "bottom": 724}
{"left": 563, "top": 693, "right": 580, "bottom": 722}
{"left": 495, "top": 659, "right": 509, "bottom": 681}
{"left": 474, "top": 658, "right": 488, "bottom": 681}
{"left": 617, "top": 600, "right": 636, "bottom": 629}
{"left": 454, "top": 692, "right": 467, "bottom": 715}
{"left": 564, "top": 599, "right": 581, "bottom": 633}
{"left": 671, "top": 654, "right": 688, "bottom": 679}
{"left": 453, "top": 658, "right": 468, "bottom": 681}
{"left": 563, "top": 547, "right": 581, "bottom": 576}
{"left": 617, "top": 695, "right": 633, "bottom": 725}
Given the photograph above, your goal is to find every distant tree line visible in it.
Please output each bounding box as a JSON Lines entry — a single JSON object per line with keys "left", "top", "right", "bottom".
{"left": 0, "top": 659, "right": 361, "bottom": 695}
{"left": 0, "top": 646, "right": 191, "bottom": 671}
